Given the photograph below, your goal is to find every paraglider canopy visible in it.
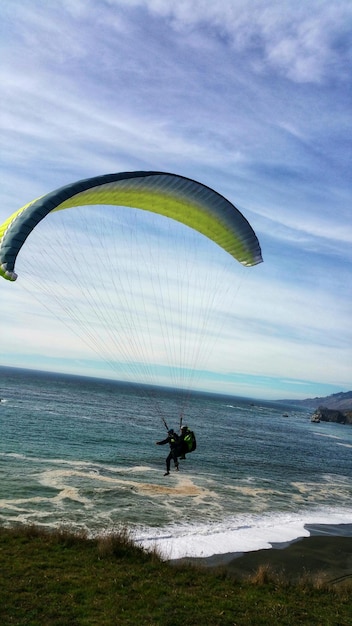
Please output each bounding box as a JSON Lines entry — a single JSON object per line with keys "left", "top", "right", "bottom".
{"left": 0, "top": 171, "right": 262, "bottom": 281}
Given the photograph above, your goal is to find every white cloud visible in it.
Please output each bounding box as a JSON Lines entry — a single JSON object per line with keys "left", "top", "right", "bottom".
{"left": 116, "top": 0, "right": 352, "bottom": 83}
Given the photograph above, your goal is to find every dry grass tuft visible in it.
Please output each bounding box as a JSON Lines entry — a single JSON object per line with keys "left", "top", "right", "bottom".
{"left": 247, "top": 563, "right": 279, "bottom": 585}
{"left": 304, "top": 570, "right": 330, "bottom": 590}
{"left": 97, "top": 527, "right": 134, "bottom": 557}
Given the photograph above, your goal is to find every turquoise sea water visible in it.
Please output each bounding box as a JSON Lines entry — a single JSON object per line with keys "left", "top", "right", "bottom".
{"left": 1, "top": 366, "right": 352, "bottom": 560}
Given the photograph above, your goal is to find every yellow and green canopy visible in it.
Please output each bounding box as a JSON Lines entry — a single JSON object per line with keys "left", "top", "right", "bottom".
{"left": 0, "top": 171, "right": 262, "bottom": 281}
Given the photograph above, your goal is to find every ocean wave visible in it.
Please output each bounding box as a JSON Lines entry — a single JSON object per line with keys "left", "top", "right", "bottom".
{"left": 134, "top": 509, "right": 352, "bottom": 560}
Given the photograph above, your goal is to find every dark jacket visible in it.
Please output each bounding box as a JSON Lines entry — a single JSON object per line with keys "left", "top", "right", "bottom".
{"left": 156, "top": 432, "right": 180, "bottom": 449}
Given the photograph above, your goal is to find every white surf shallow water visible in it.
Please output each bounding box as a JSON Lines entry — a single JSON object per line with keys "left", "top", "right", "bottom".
{"left": 134, "top": 510, "right": 352, "bottom": 561}
{"left": 1, "top": 367, "right": 352, "bottom": 561}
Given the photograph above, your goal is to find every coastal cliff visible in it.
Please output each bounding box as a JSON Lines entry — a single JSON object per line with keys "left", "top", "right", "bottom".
{"left": 279, "top": 390, "right": 352, "bottom": 426}
{"left": 311, "top": 407, "right": 352, "bottom": 425}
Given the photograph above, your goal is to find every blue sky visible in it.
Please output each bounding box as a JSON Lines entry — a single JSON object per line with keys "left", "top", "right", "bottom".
{"left": 1, "top": 0, "right": 351, "bottom": 400}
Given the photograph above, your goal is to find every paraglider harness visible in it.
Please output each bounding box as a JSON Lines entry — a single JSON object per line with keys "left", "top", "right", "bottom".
{"left": 181, "top": 426, "right": 197, "bottom": 453}
{"left": 179, "top": 416, "right": 196, "bottom": 455}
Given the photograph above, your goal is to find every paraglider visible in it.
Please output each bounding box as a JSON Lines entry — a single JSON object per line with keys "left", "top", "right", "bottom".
{"left": 0, "top": 171, "right": 262, "bottom": 435}
{"left": 155, "top": 421, "right": 197, "bottom": 476}
{"left": 0, "top": 171, "right": 262, "bottom": 282}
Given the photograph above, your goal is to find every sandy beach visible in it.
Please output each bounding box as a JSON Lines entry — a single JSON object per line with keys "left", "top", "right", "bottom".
{"left": 172, "top": 524, "right": 352, "bottom": 583}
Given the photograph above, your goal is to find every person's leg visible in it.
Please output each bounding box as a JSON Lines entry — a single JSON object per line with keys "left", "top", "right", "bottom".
{"left": 172, "top": 450, "right": 179, "bottom": 471}
{"left": 164, "top": 451, "right": 172, "bottom": 475}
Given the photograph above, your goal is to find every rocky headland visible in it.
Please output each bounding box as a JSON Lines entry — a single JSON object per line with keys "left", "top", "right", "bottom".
{"left": 311, "top": 407, "right": 352, "bottom": 425}
{"left": 279, "top": 390, "right": 352, "bottom": 425}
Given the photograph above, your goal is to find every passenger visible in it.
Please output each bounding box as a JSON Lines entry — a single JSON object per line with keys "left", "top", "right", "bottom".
{"left": 179, "top": 425, "right": 196, "bottom": 459}
{"left": 178, "top": 425, "right": 189, "bottom": 459}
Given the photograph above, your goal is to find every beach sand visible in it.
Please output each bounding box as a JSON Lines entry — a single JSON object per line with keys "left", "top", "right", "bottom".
{"left": 172, "top": 524, "right": 352, "bottom": 583}
{"left": 224, "top": 535, "right": 352, "bottom": 583}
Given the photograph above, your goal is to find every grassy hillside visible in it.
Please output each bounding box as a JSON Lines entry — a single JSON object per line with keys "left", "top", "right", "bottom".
{"left": 1, "top": 525, "right": 352, "bottom": 625}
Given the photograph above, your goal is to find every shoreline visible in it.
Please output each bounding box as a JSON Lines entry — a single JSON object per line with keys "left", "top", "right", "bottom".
{"left": 171, "top": 523, "right": 352, "bottom": 581}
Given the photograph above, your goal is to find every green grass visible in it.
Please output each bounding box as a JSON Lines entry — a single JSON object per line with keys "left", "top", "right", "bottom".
{"left": 1, "top": 525, "right": 351, "bottom": 625}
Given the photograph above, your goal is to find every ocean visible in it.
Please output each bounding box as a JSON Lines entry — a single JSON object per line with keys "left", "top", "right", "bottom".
{"left": 1, "top": 365, "right": 352, "bottom": 561}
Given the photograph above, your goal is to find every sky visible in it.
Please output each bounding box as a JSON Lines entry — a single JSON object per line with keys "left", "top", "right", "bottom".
{"left": 1, "top": 0, "right": 351, "bottom": 401}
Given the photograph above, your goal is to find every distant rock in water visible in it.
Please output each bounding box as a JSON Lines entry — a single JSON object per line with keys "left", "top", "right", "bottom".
{"left": 311, "top": 407, "right": 352, "bottom": 425}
